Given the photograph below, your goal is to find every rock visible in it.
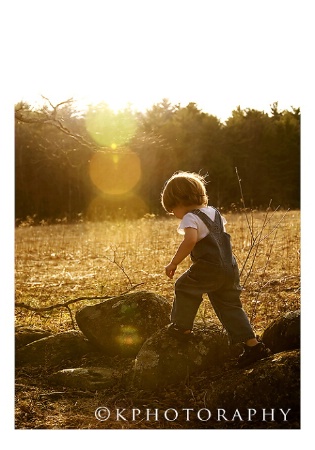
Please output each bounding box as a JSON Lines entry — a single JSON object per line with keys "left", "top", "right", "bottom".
{"left": 15, "top": 327, "right": 53, "bottom": 349}
{"left": 15, "top": 330, "right": 96, "bottom": 367}
{"left": 261, "top": 310, "right": 300, "bottom": 353}
{"left": 133, "top": 322, "right": 230, "bottom": 391}
{"left": 75, "top": 291, "right": 172, "bottom": 357}
{"left": 205, "top": 350, "right": 300, "bottom": 420}
{"left": 49, "top": 367, "right": 119, "bottom": 390}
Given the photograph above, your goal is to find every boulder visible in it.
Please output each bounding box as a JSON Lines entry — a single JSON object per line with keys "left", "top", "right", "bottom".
{"left": 205, "top": 350, "right": 300, "bottom": 421}
{"left": 15, "top": 330, "right": 96, "bottom": 367}
{"left": 261, "top": 310, "right": 300, "bottom": 353}
{"left": 15, "top": 327, "right": 53, "bottom": 350}
{"left": 133, "top": 322, "right": 230, "bottom": 391}
{"left": 49, "top": 367, "right": 119, "bottom": 390}
{"left": 75, "top": 291, "right": 171, "bottom": 357}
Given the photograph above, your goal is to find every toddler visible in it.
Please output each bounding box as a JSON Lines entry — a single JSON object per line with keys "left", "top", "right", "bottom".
{"left": 161, "top": 171, "right": 271, "bottom": 367}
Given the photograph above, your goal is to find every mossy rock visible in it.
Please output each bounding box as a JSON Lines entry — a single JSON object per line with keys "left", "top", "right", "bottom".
{"left": 133, "top": 322, "right": 230, "bottom": 391}
{"left": 76, "top": 291, "right": 171, "bottom": 357}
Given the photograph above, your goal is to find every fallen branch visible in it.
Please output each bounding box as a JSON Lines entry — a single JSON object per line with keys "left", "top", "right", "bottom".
{"left": 15, "top": 283, "right": 145, "bottom": 313}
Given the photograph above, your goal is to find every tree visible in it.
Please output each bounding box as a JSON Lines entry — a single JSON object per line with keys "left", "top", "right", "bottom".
{"left": 15, "top": 99, "right": 95, "bottom": 222}
{"left": 15, "top": 98, "right": 300, "bottom": 222}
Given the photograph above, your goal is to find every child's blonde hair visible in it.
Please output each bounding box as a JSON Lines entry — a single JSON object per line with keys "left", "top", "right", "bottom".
{"left": 161, "top": 171, "right": 208, "bottom": 212}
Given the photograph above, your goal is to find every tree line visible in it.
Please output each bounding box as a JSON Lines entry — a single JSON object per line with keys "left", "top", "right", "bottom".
{"left": 15, "top": 98, "right": 300, "bottom": 223}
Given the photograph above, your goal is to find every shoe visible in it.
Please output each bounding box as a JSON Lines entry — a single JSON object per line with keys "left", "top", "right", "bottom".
{"left": 237, "top": 342, "right": 272, "bottom": 368}
{"left": 166, "top": 323, "right": 194, "bottom": 340}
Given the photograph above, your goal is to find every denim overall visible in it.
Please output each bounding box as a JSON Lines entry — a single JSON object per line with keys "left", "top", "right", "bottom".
{"left": 171, "top": 208, "right": 255, "bottom": 344}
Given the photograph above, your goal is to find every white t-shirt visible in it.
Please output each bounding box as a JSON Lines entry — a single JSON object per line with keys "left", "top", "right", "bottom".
{"left": 178, "top": 206, "right": 227, "bottom": 242}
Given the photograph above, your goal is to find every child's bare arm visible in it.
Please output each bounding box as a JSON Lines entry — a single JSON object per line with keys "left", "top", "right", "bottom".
{"left": 165, "top": 227, "right": 198, "bottom": 279}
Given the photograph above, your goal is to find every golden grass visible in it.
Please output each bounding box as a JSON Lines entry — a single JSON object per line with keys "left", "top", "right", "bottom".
{"left": 14, "top": 210, "right": 300, "bottom": 430}
{"left": 15, "top": 210, "right": 300, "bottom": 335}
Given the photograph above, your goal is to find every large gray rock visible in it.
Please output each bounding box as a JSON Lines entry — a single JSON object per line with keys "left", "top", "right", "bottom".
{"left": 15, "top": 330, "right": 96, "bottom": 367}
{"left": 205, "top": 350, "right": 300, "bottom": 421}
{"left": 49, "top": 367, "right": 119, "bottom": 390}
{"left": 133, "top": 322, "right": 230, "bottom": 391}
{"left": 75, "top": 291, "right": 172, "bottom": 357}
{"left": 261, "top": 310, "right": 300, "bottom": 353}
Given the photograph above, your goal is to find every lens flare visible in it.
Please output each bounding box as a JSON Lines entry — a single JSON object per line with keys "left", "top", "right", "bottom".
{"left": 85, "top": 103, "right": 137, "bottom": 148}
{"left": 115, "top": 326, "right": 142, "bottom": 348}
{"left": 89, "top": 151, "right": 141, "bottom": 195}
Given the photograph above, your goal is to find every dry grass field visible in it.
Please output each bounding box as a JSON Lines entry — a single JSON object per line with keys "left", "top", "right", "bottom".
{"left": 15, "top": 209, "right": 300, "bottom": 429}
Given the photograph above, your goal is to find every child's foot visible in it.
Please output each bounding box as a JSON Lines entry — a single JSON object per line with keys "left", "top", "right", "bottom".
{"left": 166, "top": 323, "right": 194, "bottom": 340}
{"left": 237, "top": 342, "right": 272, "bottom": 368}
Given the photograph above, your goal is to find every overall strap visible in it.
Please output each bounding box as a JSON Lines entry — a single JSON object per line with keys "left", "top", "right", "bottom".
{"left": 191, "top": 208, "right": 224, "bottom": 232}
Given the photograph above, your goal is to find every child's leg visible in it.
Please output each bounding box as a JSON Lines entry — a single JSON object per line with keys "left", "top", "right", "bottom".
{"left": 171, "top": 261, "right": 226, "bottom": 331}
{"left": 171, "top": 270, "right": 204, "bottom": 331}
{"left": 206, "top": 259, "right": 256, "bottom": 344}
{"left": 208, "top": 287, "right": 272, "bottom": 366}
{"left": 208, "top": 288, "right": 255, "bottom": 344}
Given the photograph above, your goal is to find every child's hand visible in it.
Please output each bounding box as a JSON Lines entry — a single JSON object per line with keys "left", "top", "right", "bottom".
{"left": 165, "top": 262, "right": 177, "bottom": 279}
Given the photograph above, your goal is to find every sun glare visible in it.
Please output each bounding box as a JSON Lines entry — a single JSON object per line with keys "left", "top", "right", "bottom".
{"left": 89, "top": 151, "right": 141, "bottom": 196}
{"left": 85, "top": 102, "right": 138, "bottom": 148}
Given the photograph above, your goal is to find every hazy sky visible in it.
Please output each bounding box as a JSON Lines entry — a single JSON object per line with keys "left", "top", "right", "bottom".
{"left": 2, "top": 0, "right": 311, "bottom": 121}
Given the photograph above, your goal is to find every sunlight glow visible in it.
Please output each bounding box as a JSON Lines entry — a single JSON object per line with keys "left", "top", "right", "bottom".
{"left": 89, "top": 151, "right": 141, "bottom": 195}
{"left": 8, "top": 0, "right": 304, "bottom": 122}
{"left": 85, "top": 103, "right": 138, "bottom": 148}
{"left": 115, "top": 325, "right": 142, "bottom": 348}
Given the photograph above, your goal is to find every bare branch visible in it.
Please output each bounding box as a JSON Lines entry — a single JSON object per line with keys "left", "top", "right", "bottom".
{"left": 235, "top": 167, "right": 254, "bottom": 242}
{"left": 15, "top": 283, "right": 145, "bottom": 313}
{"left": 15, "top": 96, "right": 99, "bottom": 151}
{"left": 104, "top": 248, "right": 134, "bottom": 287}
{"left": 41, "top": 95, "right": 74, "bottom": 110}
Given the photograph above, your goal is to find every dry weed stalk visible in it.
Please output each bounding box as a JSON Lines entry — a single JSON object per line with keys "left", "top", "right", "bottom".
{"left": 235, "top": 167, "right": 290, "bottom": 322}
